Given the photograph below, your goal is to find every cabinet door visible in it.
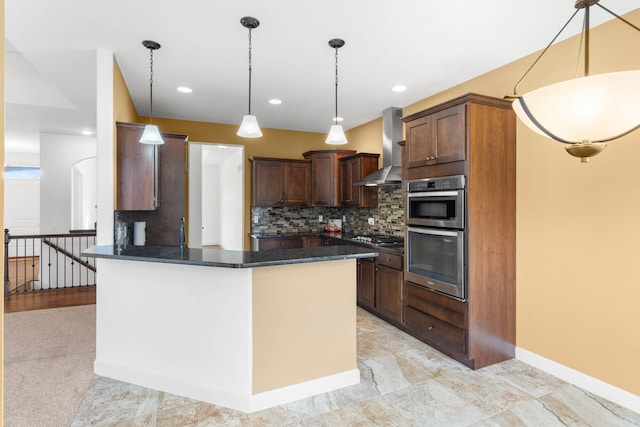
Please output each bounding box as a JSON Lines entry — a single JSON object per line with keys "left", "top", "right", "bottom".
{"left": 283, "top": 161, "right": 311, "bottom": 205}
{"left": 116, "top": 123, "right": 157, "bottom": 210}
{"left": 406, "top": 115, "right": 434, "bottom": 169}
{"left": 147, "top": 134, "right": 187, "bottom": 246}
{"left": 357, "top": 258, "right": 375, "bottom": 310}
{"left": 339, "top": 159, "right": 354, "bottom": 205}
{"left": 375, "top": 264, "right": 403, "bottom": 324}
{"left": 431, "top": 104, "right": 466, "bottom": 164}
{"left": 339, "top": 155, "right": 379, "bottom": 207}
{"left": 309, "top": 152, "right": 337, "bottom": 206}
{"left": 405, "top": 103, "right": 466, "bottom": 168}
{"left": 253, "top": 161, "right": 284, "bottom": 206}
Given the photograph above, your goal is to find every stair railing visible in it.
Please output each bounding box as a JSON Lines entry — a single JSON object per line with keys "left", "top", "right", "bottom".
{"left": 4, "top": 229, "right": 97, "bottom": 295}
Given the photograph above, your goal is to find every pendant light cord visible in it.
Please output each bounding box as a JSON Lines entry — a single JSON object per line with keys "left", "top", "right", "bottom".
{"left": 149, "top": 48, "right": 154, "bottom": 124}
{"left": 248, "top": 28, "right": 253, "bottom": 115}
{"left": 334, "top": 47, "right": 339, "bottom": 125}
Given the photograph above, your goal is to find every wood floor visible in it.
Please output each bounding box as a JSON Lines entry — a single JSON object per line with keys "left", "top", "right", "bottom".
{"left": 4, "top": 286, "right": 96, "bottom": 313}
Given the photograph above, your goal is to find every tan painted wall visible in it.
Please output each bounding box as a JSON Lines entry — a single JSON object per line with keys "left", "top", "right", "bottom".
{"left": 251, "top": 259, "right": 357, "bottom": 394}
{"left": 112, "top": 60, "right": 139, "bottom": 206}
{"left": 113, "top": 60, "right": 139, "bottom": 124}
{"left": 1, "top": 0, "right": 5, "bottom": 416}
{"left": 404, "top": 9, "right": 640, "bottom": 396}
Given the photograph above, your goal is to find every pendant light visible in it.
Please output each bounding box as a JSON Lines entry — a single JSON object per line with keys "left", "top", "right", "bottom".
{"left": 326, "top": 38, "right": 348, "bottom": 145}
{"left": 139, "top": 40, "right": 164, "bottom": 145}
{"left": 506, "top": 0, "right": 640, "bottom": 162}
{"left": 237, "top": 16, "right": 263, "bottom": 138}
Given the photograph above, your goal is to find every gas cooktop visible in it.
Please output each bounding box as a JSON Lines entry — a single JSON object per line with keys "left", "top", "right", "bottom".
{"left": 350, "top": 235, "right": 404, "bottom": 247}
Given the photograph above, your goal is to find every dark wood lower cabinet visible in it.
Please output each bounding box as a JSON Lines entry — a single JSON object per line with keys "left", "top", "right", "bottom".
{"left": 356, "top": 258, "right": 375, "bottom": 309}
{"left": 357, "top": 249, "right": 404, "bottom": 327}
{"left": 250, "top": 236, "right": 303, "bottom": 251}
{"left": 251, "top": 235, "right": 348, "bottom": 251}
{"left": 404, "top": 282, "right": 470, "bottom": 365}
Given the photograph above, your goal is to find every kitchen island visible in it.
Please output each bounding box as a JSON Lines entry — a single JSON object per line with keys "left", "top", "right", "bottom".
{"left": 83, "top": 244, "right": 377, "bottom": 413}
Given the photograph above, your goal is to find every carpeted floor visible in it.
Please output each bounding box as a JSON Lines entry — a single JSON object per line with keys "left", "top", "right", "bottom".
{"left": 3, "top": 304, "right": 96, "bottom": 427}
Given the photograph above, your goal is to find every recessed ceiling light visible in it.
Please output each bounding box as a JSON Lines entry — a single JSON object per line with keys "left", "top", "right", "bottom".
{"left": 269, "top": 98, "right": 282, "bottom": 105}
{"left": 81, "top": 130, "right": 93, "bottom": 136}
{"left": 333, "top": 117, "right": 344, "bottom": 122}
{"left": 177, "top": 86, "right": 193, "bottom": 93}
{"left": 392, "top": 84, "right": 407, "bottom": 93}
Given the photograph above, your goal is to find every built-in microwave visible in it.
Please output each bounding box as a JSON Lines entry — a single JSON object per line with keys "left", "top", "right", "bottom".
{"left": 406, "top": 176, "right": 465, "bottom": 229}
{"left": 405, "top": 226, "right": 465, "bottom": 300}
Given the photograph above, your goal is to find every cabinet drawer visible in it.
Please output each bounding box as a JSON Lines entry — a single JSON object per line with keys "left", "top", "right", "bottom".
{"left": 258, "top": 238, "right": 303, "bottom": 250}
{"left": 405, "top": 281, "right": 466, "bottom": 330}
{"left": 376, "top": 250, "right": 403, "bottom": 270}
{"left": 405, "top": 306, "right": 466, "bottom": 356}
{"left": 303, "top": 237, "right": 322, "bottom": 248}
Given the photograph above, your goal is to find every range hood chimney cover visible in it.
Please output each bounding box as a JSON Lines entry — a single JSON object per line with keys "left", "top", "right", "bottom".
{"left": 354, "top": 106, "right": 403, "bottom": 186}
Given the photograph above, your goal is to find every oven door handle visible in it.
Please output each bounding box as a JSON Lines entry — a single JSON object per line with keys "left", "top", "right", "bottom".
{"left": 407, "top": 191, "right": 460, "bottom": 198}
{"left": 407, "top": 226, "right": 460, "bottom": 237}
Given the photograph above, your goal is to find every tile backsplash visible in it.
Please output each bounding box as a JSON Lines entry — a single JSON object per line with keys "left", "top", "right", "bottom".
{"left": 251, "top": 186, "right": 404, "bottom": 237}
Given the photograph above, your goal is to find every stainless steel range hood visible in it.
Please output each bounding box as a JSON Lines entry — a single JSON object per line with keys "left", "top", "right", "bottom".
{"left": 354, "top": 106, "right": 403, "bottom": 186}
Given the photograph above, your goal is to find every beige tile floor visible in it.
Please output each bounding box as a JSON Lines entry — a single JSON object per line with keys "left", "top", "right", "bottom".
{"left": 69, "top": 308, "right": 640, "bottom": 426}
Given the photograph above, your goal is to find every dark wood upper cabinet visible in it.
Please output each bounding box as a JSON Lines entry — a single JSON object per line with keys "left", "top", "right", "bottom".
{"left": 116, "top": 122, "right": 157, "bottom": 210}
{"left": 404, "top": 103, "right": 466, "bottom": 170}
{"left": 116, "top": 122, "right": 188, "bottom": 213}
{"left": 339, "top": 153, "right": 380, "bottom": 207}
{"left": 116, "top": 122, "right": 188, "bottom": 246}
{"left": 302, "top": 150, "right": 355, "bottom": 207}
{"left": 250, "top": 157, "right": 311, "bottom": 207}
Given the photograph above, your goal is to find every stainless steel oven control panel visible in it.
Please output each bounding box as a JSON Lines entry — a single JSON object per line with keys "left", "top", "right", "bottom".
{"left": 407, "top": 175, "right": 465, "bottom": 193}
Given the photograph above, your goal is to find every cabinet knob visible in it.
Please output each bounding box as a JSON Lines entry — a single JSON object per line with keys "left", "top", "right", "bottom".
{"left": 428, "top": 326, "right": 433, "bottom": 330}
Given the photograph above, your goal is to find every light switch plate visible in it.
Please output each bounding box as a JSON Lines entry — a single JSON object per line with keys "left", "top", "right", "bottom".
{"left": 253, "top": 215, "right": 259, "bottom": 224}
{"left": 368, "top": 217, "right": 375, "bottom": 225}
{"left": 319, "top": 215, "right": 323, "bottom": 222}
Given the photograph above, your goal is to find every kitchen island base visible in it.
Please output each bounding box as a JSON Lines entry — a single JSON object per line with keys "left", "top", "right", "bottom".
{"left": 94, "top": 257, "right": 360, "bottom": 413}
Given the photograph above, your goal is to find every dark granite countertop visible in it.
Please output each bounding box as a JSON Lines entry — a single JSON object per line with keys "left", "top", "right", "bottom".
{"left": 82, "top": 244, "right": 378, "bottom": 269}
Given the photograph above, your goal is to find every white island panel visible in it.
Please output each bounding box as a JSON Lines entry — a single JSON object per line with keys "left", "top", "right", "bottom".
{"left": 94, "top": 258, "right": 253, "bottom": 409}
{"left": 92, "top": 255, "right": 361, "bottom": 413}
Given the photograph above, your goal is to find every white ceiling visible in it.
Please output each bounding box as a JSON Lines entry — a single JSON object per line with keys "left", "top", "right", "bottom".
{"left": 5, "top": 0, "right": 639, "bottom": 143}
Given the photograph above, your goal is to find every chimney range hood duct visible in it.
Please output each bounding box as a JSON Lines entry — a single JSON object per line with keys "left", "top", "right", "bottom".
{"left": 354, "top": 106, "right": 403, "bottom": 186}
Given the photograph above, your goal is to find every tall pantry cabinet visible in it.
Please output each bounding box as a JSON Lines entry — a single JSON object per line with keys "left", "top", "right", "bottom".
{"left": 400, "top": 93, "right": 516, "bottom": 369}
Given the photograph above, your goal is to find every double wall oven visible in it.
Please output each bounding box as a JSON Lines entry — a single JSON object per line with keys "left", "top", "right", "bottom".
{"left": 405, "top": 175, "right": 466, "bottom": 300}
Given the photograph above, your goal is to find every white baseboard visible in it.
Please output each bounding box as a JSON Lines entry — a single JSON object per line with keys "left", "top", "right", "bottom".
{"left": 95, "top": 359, "right": 359, "bottom": 413}
{"left": 516, "top": 347, "right": 640, "bottom": 414}
{"left": 247, "top": 369, "right": 360, "bottom": 413}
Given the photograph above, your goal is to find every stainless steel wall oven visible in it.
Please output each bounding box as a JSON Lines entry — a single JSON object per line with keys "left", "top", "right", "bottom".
{"left": 405, "top": 175, "right": 466, "bottom": 300}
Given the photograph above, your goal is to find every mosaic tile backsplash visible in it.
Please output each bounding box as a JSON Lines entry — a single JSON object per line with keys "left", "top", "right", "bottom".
{"left": 251, "top": 186, "right": 405, "bottom": 237}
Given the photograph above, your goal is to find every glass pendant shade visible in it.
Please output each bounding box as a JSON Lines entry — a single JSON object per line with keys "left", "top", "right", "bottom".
{"left": 237, "top": 114, "right": 263, "bottom": 138}
{"left": 513, "top": 71, "right": 640, "bottom": 144}
{"left": 139, "top": 124, "right": 164, "bottom": 145}
{"left": 325, "top": 124, "right": 348, "bottom": 145}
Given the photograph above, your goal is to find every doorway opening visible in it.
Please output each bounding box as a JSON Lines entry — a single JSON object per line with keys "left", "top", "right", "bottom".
{"left": 188, "top": 143, "right": 244, "bottom": 250}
